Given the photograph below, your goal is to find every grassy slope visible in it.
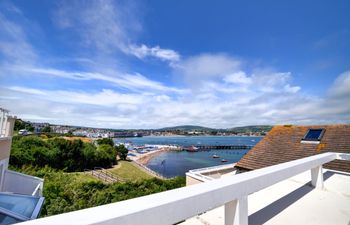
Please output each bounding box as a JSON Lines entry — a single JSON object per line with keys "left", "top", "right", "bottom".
{"left": 107, "top": 161, "right": 153, "bottom": 182}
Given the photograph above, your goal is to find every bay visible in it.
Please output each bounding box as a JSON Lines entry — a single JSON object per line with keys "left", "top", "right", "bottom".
{"left": 114, "top": 136, "right": 262, "bottom": 178}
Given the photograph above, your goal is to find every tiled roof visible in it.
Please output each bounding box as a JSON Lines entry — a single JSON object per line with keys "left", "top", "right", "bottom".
{"left": 236, "top": 125, "right": 350, "bottom": 172}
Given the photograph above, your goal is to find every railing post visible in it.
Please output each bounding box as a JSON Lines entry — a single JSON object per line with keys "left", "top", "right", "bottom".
{"left": 225, "top": 196, "right": 248, "bottom": 225}
{"left": 311, "top": 165, "right": 324, "bottom": 189}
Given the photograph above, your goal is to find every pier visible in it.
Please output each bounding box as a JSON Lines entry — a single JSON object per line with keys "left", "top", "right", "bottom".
{"left": 183, "top": 145, "right": 253, "bottom": 151}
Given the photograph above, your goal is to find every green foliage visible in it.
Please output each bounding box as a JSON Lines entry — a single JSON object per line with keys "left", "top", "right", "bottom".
{"left": 115, "top": 144, "right": 128, "bottom": 160}
{"left": 96, "top": 144, "right": 117, "bottom": 167}
{"left": 10, "top": 136, "right": 186, "bottom": 219}
{"left": 11, "top": 166, "right": 185, "bottom": 217}
{"left": 96, "top": 138, "right": 114, "bottom": 147}
{"left": 14, "top": 119, "right": 34, "bottom": 132}
{"left": 10, "top": 136, "right": 116, "bottom": 171}
{"left": 42, "top": 126, "right": 51, "bottom": 133}
{"left": 228, "top": 125, "right": 273, "bottom": 133}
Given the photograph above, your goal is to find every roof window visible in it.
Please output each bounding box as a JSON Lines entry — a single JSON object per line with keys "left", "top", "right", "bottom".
{"left": 301, "top": 128, "right": 325, "bottom": 144}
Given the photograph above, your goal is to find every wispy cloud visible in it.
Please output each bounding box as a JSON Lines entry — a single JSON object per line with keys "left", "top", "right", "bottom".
{"left": 0, "top": 12, "right": 37, "bottom": 65}
{"left": 2, "top": 70, "right": 349, "bottom": 128}
{"left": 1, "top": 1, "right": 349, "bottom": 128}
{"left": 8, "top": 66, "right": 185, "bottom": 93}
{"left": 128, "top": 44, "right": 180, "bottom": 62}
{"left": 52, "top": 0, "right": 139, "bottom": 54}
{"left": 52, "top": 0, "right": 180, "bottom": 64}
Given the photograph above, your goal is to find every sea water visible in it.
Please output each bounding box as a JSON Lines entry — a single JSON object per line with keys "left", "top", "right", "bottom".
{"left": 114, "top": 136, "right": 262, "bottom": 178}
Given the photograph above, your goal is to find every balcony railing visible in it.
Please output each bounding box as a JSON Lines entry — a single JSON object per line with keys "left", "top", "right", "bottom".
{"left": 20, "top": 152, "right": 349, "bottom": 225}
{"left": 2, "top": 170, "right": 44, "bottom": 197}
{"left": 0, "top": 108, "right": 10, "bottom": 137}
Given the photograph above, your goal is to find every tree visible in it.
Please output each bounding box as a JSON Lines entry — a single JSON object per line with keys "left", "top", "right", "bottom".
{"left": 96, "top": 144, "right": 116, "bottom": 167}
{"left": 115, "top": 145, "right": 128, "bottom": 160}
{"left": 96, "top": 138, "right": 114, "bottom": 147}
{"left": 42, "top": 126, "right": 51, "bottom": 133}
{"left": 14, "top": 119, "right": 34, "bottom": 131}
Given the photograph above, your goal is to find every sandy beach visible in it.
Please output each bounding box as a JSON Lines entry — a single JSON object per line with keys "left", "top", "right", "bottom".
{"left": 128, "top": 148, "right": 172, "bottom": 179}
{"left": 135, "top": 148, "right": 169, "bottom": 165}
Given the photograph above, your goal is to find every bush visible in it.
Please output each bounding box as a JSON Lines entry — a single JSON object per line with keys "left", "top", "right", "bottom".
{"left": 10, "top": 136, "right": 116, "bottom": 171}
{"left": 96, "top": 138, "right": 114, "bottom": 147}
{"left": 115, "top": 145, "right": 128, "bottom": 160}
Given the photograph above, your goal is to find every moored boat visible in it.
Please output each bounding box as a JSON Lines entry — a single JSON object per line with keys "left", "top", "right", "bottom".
{"left": 183, "top": 146, "right": 199, "bottom": 152}
{"left": 212, "top": 154, "right": 220, "bottom": 158}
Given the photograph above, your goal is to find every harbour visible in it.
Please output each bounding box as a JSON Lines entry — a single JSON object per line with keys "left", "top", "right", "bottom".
{"left": 114, "top": 136, "right": 262, "bottom": 178}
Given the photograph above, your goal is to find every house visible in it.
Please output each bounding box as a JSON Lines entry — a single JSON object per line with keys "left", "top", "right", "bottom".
{"left": 0, "top": 108, "right": 44, "bottom": 224}
{"left": 236, "top": 125, "right": 350, "bottom": 173}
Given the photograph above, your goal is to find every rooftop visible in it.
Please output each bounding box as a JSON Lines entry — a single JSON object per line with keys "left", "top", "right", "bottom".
{"left": 183, "top": 168, "right": 350, "bottom": 225}
{"left": 236, "top": 125, "right": 350, "bottom": 173}
{"left": 19, "top": 152, "right": 350, "bottom": 225}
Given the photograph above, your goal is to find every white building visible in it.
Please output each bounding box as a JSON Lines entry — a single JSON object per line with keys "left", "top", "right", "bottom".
{"left": 0, "top": 108, "right": 44, "bottom": 224}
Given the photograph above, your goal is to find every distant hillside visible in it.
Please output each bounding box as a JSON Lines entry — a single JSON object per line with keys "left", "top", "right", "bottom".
{"left": 157, "top": 125, "right": 272, "bottom": 133}
{"left": 228, "top": 125, "right": 272, "bottom": 133}
{"left": 157, "top": 125, "right": 215, "bottom": 131}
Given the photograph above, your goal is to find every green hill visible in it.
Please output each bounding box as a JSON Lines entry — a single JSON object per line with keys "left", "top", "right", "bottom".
{"left": 157, "top": 125, "right": 215, "bottom": 131}
{"left": 228, "top": 125, "right": 272, "bottom": 133}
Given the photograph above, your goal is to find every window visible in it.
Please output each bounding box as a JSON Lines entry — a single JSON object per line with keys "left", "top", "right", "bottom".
{"left": 302, "top": 129, "right": 325, "bottom": 141}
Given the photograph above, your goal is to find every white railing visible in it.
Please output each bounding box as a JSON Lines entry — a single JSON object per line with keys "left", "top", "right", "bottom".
{"left": 32, "top": 183, "right": 42, "bottom": 197}
{"left": 187, "top": 163, "right": 236, "bottom": 182}
{"left": 0, "top": 108, "right": 9, "bottom": 137}
{"left": 2, "top": 170, "right": 44, "bottom": 196}
{"left": 20, "top": 152, "right": 349, "bottom": 225}
{"left": 189, "top": 163, "right": 235, "bottom": 173}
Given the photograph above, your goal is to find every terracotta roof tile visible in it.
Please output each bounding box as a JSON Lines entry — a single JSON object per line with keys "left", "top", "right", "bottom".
{"left": 236, "top": 125, "right": 350, "bottom": 172}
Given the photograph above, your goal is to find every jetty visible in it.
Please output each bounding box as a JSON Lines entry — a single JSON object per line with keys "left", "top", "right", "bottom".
{"left": 183, "top": 145, "right": 253, "bottom": 151}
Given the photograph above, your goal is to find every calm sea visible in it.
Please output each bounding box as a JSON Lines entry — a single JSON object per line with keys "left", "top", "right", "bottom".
{"left": 114, "top": 136, "right": 262, "bottom": 178}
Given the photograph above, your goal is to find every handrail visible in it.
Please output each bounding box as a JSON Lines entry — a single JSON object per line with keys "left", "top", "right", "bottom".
{"left": 0, "top": 108, "right": 9, "bottom": 137}
{"left": 20, "top": 152, "right": 349, "bottom": 225}
{"left": 86, "top": 168, "right": 120, "bottom": 183}
{"left": 32, "top": 183, "right": 42, "bottom": 196}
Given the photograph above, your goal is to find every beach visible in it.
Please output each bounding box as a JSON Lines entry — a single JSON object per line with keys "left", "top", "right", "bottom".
{"left": 130, "top": 148, "right": 171, "bottom": 179}
{"left": 134, "top": 148, "right": 170, "bottom": 165}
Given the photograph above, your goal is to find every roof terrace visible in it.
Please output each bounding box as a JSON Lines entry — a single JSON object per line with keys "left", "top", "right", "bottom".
{"left": 19, "top": 152, "right": 350, "bottom": 225}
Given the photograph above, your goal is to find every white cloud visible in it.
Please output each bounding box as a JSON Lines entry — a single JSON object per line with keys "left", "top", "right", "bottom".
{"left": 53, "top": 0, "right": 180, "bottom": 64}
{"left": 284, "top": 84, "right": 301, "bottom": 93}
{"left": 8, "top": 66, "right": 185, "bottom": 93}
{"left": 1, "top": 2, "right": 349, "bottom": 128}
{"left": 174, "top": 53, "right": 241, "bottom": 78}
{"left": 224, "top": 71, "right": 252, "bottom": 84}
{"left": 0, "top": 13, "right": 37, "bottom": 65}
{"left": 2, "top": 70, "right": 349, "bottom": 129}
{"left": 128, "top": 44, "right": 180, "bottom": 62}
{"left": 52, "top": 0, "right": 139, "bottom": 54}
{"left": 328, "top": 71, "right": 350, "bottom": 98}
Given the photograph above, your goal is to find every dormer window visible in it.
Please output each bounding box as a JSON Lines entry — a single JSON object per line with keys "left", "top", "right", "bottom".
{"left": 301, "top": 128, "right": 325, "bottom": 144}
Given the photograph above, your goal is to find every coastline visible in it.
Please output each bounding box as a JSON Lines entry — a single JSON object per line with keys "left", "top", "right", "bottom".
{"left": 135, "top": 148, "right": 169, "bottom": 165}
{"left": 129, "top": 148, "right": 173, "bottom": 179}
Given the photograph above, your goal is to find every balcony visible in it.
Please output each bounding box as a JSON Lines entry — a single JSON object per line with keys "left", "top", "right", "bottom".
{"left": 2, "top": 170, "right": 43, "bottom": 197}
{"left": 17, "top": 152, "right": 350, "bottom": 225}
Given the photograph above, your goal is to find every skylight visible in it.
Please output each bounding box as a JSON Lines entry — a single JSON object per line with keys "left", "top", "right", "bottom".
{"left": 302, "top": 129, "right": 325, "bottom": 142}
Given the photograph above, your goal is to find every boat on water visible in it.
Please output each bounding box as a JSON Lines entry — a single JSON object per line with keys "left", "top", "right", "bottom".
{"left": 212, "top": 154, "right": 220, "bottom": 158}
{"left": 221, "top": 159, "right": 228, "bottom": 163}
{"left": 184, "top": 146, "right": 199, "bottom": 152}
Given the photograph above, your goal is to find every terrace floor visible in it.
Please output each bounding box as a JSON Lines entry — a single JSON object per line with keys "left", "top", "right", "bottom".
{"left": 182, "top": 169, "right": 350, "bottom": 225}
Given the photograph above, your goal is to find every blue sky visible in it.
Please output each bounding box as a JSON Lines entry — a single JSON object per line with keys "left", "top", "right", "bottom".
{"left": 0, "top": 0, "right": 349, "bottom": 128}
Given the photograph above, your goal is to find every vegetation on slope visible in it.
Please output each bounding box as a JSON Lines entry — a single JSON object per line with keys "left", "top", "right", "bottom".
{"left": 10, "top": 136, "right": 116, "bottom": 171}
{"left": 10, "top": 136, "right": 185, "bottom": 218}
{"left": 107, "top": 161, "right": 153, "bottom": 182}
{"left": 228, "top": 125, "right": 273, "bottom": 133}
{"left": 15, "top": 166, "right": 185, "bottom": 217}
